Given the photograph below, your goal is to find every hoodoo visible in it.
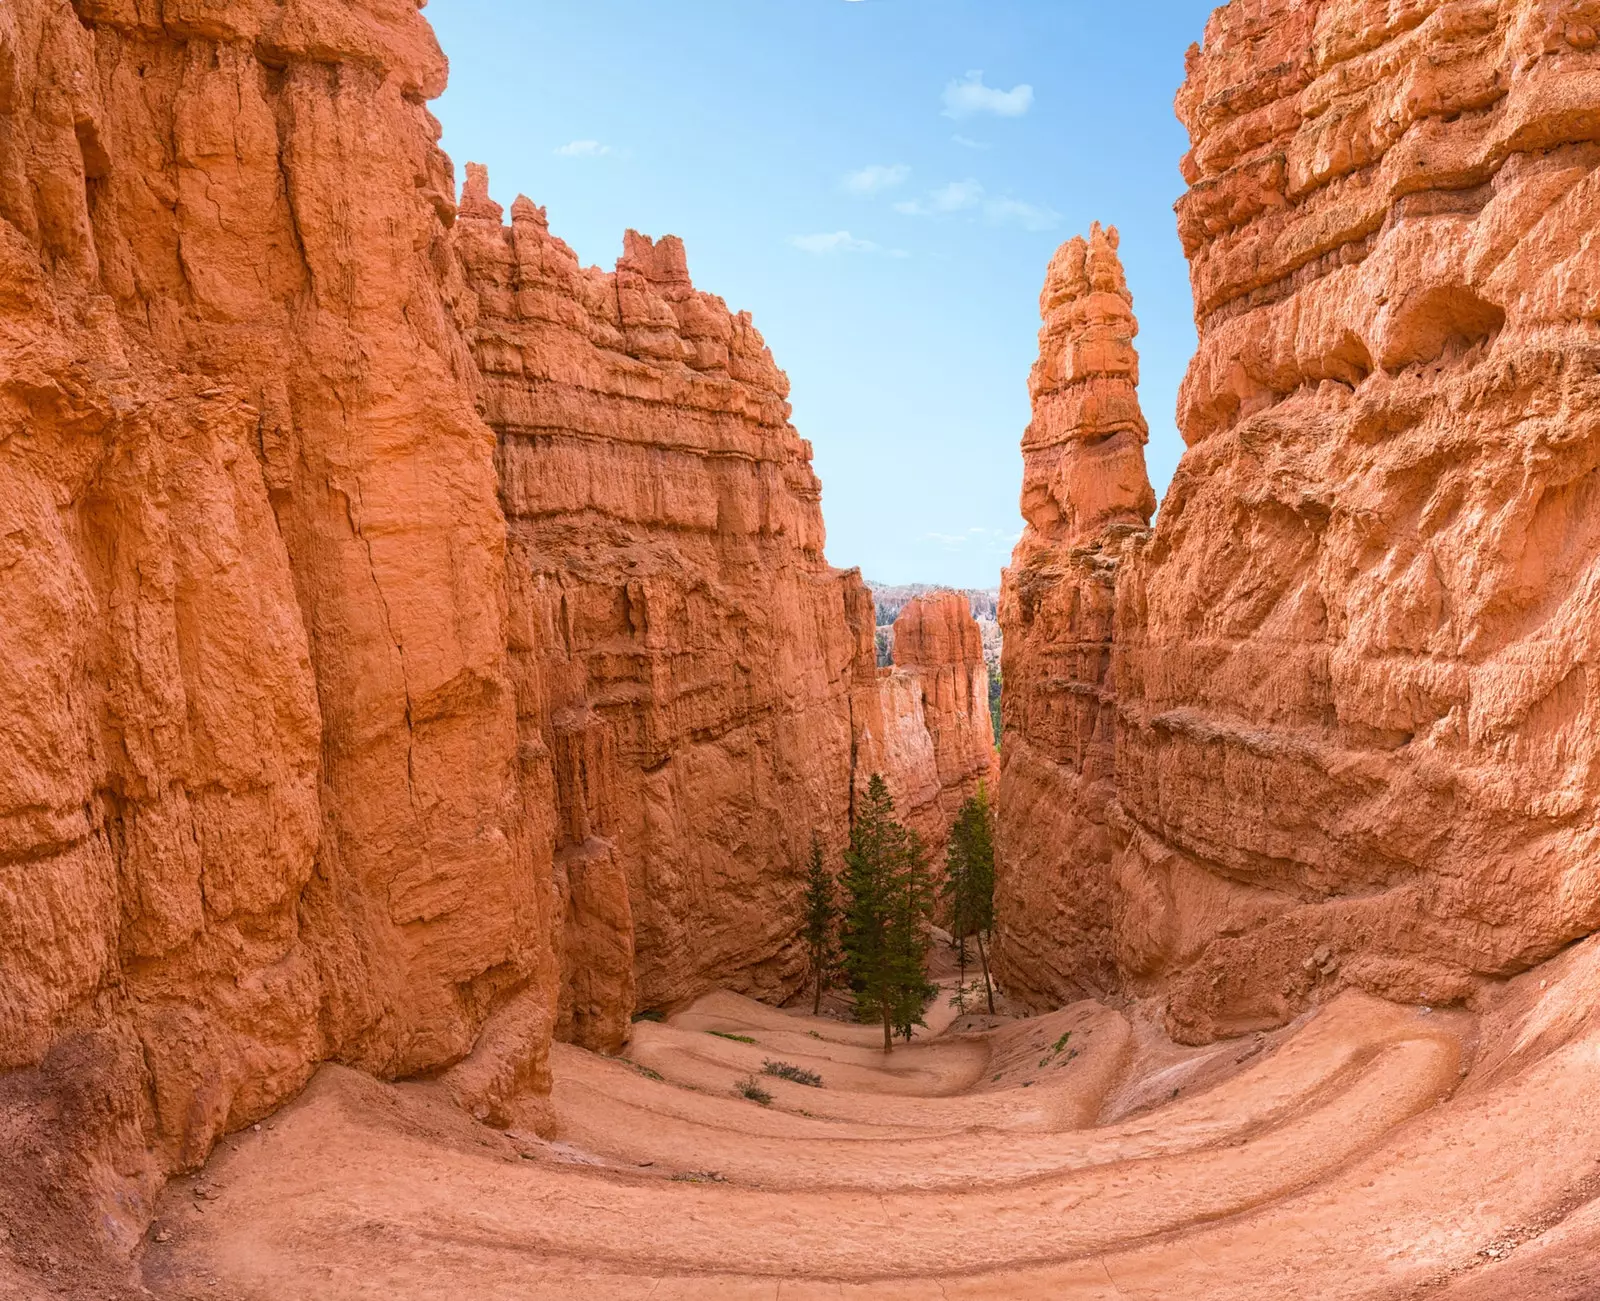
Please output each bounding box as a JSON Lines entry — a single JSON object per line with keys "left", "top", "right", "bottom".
{"left": 454, "top": 163, "right": 879, "bottom": 1048}
{"left": 997, "top": 1, "right": 1600, "bottom": 1044}
{"left": 996, "top": 222, "right": 1156, "bottom": 1007}
{"left": 8, "top": 0, "right": 1600, "bottom": 1296}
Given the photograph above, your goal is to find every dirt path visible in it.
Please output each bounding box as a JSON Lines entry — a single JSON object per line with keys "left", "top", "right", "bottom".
{"left": 138, "top": 939, "right": 1600, "bottom": 1299}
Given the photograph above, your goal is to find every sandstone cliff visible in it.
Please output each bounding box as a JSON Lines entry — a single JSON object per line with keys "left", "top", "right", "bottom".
{"left": 0, "top": 0, "right": 883, "bottom": 1277}
{"left": 868, "top": 592, "right": 999, "bottom": 864}
{"left": 452, "top": 166, "right": 879, "bottom": 1047}
{"left": 999, "top": 0, "right": 1600, "bottom": 1042}
{"left": 995, "top": 225, "right": 1155, "bottom": 1007}
{"left": 0, "top": 0, "right": 559, "bottom": 1269}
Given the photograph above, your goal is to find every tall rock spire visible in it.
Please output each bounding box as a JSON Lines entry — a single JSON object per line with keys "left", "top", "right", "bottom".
{"left": 994, "top": 225, "right": 1155, "bottom": 1006}
{"left": 1017, "top": 222, "right": 1155, "bottom": 555}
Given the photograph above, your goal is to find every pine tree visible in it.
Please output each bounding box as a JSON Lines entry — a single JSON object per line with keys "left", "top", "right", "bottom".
{"left": 801, "top": 833, "right": 837, "bottom": 1014}
{"left": 888, "top": 830, "right": 937, "bottom": 1042}
{"left": 943, "top": 783, "right": 997, "bottom": 1013}
{"left": 841, "top": 775, "right": 935, "bottom": 1051}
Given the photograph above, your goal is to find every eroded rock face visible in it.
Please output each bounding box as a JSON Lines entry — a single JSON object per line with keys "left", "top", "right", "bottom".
{"left": 452, "top": 169, "right": 877, "bottom": 1044}
{"left": 0, "top": 0, "right": 559, "bottom": 1259}
{"left": 999, "top": 0, "right": 1600, "bottom": 1043}
{"left": 995, "top": 226, "right": 1155, "bottom": 1008}
{"left": 869, "top": 592, "right": 999, "bottom": 863}
{"left": 0, "top": 0, "right": 879, "bottom": 1273}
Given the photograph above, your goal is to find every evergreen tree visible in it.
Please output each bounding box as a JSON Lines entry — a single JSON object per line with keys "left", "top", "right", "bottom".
{"left": 888, "top": 829, "right": 937, "bottom": 1041}
{"left": 840, "top": 775, "right": 935, "bottom": 1050}
{"left": 943, "top": 783, "right": 997, "bottom": 1013}
{"left": 801, "top": 833, "right": 837, "bottom": 1014}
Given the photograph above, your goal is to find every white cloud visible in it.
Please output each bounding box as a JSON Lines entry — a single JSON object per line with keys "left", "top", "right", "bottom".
{"left": 924, "top": 526, "right": 1023, "bottom": 551}
{"left": 984, "top": 196, "right": 1061, "bottom": 231}
{"left": 842, "top": 163, "right": 911, "bottom": 195}
{"left": 942, "top": 71, "right": 1034, "bottom": 120}
{"left": 895, "top": 178, "right": 985, "bottom": 216}
{"left": 894, "top": 179, "right": 1059, "bottom": 231}
{"left": 951, "top": 134, "right": 992, "bottom": 150}
{"left": 791, "top": 231, "right": 879, "bottom": 255}
{"left": 555, "top": 140, "right": 616, "bottom": 158}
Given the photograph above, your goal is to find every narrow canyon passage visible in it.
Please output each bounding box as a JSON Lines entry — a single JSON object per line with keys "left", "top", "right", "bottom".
{"left": 142, "top": 936, "right": 1600, "bottom": 1300}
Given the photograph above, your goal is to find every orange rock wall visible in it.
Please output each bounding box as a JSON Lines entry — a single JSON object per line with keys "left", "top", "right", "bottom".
{"left": 0, "top": 0, "right": 881, "bottom": 1261}
{"left": 995, "top": 226, "right": 1155, "bottom": 1007}
{"left": 999, "top": 0, "right": 1600, "bottom": 1042}
{"left": 452, "top": 170, "right": 879, "bottom": 1044}
{"left": 871, "top": 592, "right": 999, "bottom": 865}
{"left": 0, "top": 0, "right": 561, "bottom": 1251}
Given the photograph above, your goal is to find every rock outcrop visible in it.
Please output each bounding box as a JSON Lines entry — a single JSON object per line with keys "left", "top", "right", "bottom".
{"left": 0, "top": 0, "right": 558, "bottom": 1267}
{"left": 0, "top": 0, "right": 879, "bottom": 1277}
{"left": 452, "top": 167, "right": 878, "bottom": 1046}
{"left": 995, "top": 225, "right": 1155, "bottom": 1007}
{"left": 869, "top": 592, "right": 999, "bottom": 863}
{"left": 998, "top": 0, "right": 1600, "bottom": 1042}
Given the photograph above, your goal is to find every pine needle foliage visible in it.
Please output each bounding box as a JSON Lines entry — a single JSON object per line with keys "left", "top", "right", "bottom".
{"left": 943, "top": 783, "right": 998, "bottom": 1013}
{"left": 840, "top": 774, "right": 937, "bottom": 1050}
{"left": 801, "top": 832, "right": 838, "bottom": 1014}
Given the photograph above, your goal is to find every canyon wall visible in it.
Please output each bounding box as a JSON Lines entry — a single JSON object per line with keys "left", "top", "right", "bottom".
{"left": 0, "top": 0, "right": 888, "bottom": 1272}
{"left": 451, "top": 167, "right": 879, "bottom": 1046}
{"left": 999, "top": 0, "right": 1600, "bottom": 1042}
{"left": 0, "top": 0, "right": 558, "bottom": 1264}
{"left": 871, "top": 591, "right": 999, "bottom": 864}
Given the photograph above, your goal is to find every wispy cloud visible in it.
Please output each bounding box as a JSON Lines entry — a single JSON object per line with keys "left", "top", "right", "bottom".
{"left": 894, "top": 178, "right": 984, "bottom": 216}
{"left": 894, "top": 180, "right": 1059, "bottom": 231}
{"left": 951, "top": 134, "right": 992, "bottom": 150}
{"left": 555, "top": 139, "right": 617, "bottom": 158}
{"left": 842, "top": 163, "right": 911, "bottom": 195}
{"left": 791, "top": 231, "right": 879, "bottom": 255}
{"left": 942, "top": 71, "right": 1034, "bottom": 120}
{"left": 983, "top": 196, "right": 1061, "bottom": 231}
{"left": 924, "top": 526, "right": 1024, "bottom": 551}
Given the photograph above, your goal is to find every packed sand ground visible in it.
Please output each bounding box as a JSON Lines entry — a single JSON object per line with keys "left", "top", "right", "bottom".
{"left": 134, "top": 940, "right": 1600, "bottom": 1300}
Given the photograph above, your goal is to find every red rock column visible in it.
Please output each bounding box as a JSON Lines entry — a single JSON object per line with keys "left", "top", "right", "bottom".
{"left": 995, "top": 224, "right": 1154, "bottom": 1008}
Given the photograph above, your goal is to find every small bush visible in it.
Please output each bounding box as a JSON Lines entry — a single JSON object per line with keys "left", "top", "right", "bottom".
{"left": 709, "top": 1030, "right": 756, "bottom": 1044}
{"left": 671, "top": 1170, "right": 727, "bottom": 1184}
{"left": 631, "top": 1009, "right": 666, "bottom": 1024}
{"left": 735, "top": 1075, "right": 773, "bottom": 1105}
{"left": 629, "top": 1062, "right": 664, "bottom": 1082}
{"left": 762, "top": 1059, "right": 823, "bottom": 1088}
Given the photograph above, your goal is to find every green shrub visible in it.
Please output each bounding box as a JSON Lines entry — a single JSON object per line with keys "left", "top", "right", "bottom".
{"left": 735, "top": 1075, "right": 773, "bottom": 1105}
{"left": 709, "top": 1030, "right": 756, "bottom": 1044}
{"left": 762, "top": 1059, "right": 823, "bottom": 1088}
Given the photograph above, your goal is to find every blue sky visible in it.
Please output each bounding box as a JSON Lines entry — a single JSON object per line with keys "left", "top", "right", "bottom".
{"left": 429, "top": 1, "right": 1219, "bottom": 589}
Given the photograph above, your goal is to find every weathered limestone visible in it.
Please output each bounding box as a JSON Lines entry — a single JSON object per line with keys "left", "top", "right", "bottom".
{"left": 995, "top": 225, "right": 1155, "bottom": 1007}
{"left": 0, "top": 1, "right": 886, "bottom": 1277}
{"left": 452, "top": 168, "right": 878, "bottom": 1043}
{"left": 999, "top": 0, "right": 1600, "bottom": 1044}
{"left": 870, "top": 592, "right": 999, "bottom": 864}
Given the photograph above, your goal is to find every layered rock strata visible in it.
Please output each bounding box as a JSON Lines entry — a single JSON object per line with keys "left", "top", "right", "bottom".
{"left": 995, "top": 225, "right": 1155, "bottom": 1007}
{"left": 0, "top": 0, "right": 883, "bottom": 1276}
{"left": 1000, "top": 0, "right": 1600, "bottom": 1043}
{"left": 452, "top": 167, "right": 879, "bottom": 1044}
{"left": 0, "top": 0, "right": 559, "bottom": 1267}
{"left": 870, "top": 592, "right": 999, "bottom": 863}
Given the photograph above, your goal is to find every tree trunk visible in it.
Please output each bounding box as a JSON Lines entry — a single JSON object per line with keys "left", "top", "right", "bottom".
{"left": 882, "top": 1007, "right": 893, "bottom": 1052}
{"left": 812, "top": 945, "right": 823, "bottom": 1015}
{"left": 976, "top": 930, "right": 995, "bottom": 1014}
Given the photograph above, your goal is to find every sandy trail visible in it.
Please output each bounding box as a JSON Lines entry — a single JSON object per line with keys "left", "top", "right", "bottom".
{"left": 140, "top": 939, "right": 1600, "bottom": 1299}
